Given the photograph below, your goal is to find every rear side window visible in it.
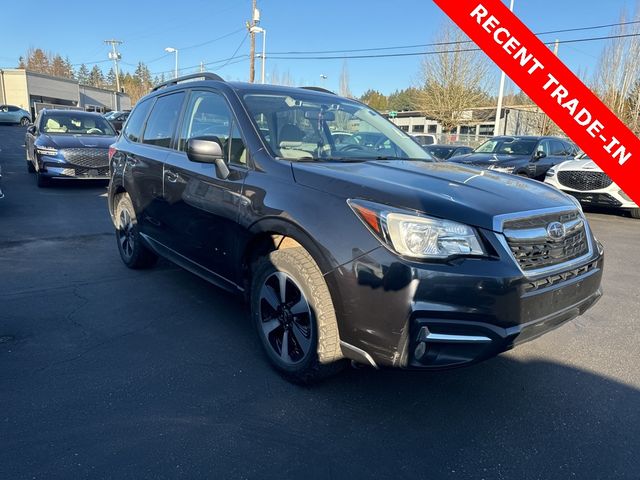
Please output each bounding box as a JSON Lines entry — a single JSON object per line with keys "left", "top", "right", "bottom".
{"left": 143, "top": 92, "right": 185, "bottom": 148}
{"left": 123, "top": 99, "right": 153, "bottom": 143}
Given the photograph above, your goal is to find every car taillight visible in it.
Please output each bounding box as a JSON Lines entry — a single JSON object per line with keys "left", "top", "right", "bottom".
{"left": 108, "top": 146, "right": 117, "bottom": 161}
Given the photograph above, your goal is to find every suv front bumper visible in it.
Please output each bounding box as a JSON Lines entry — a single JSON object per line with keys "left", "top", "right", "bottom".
{"left": 327, "top": 237, "right": 604, "bottom": 369}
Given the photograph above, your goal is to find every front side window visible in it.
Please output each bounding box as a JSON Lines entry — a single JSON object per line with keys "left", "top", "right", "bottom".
{"left": 243, "top": 92, "right": 430, "bottom": 162}
{"left": 142, "top": 92, "right": 185, "bottom": 148}
{"left": 475, "top": 138, "right": 538, "bottom": 155}
{"left": 124, "top": 99, "right": 153, "bottom": 143}
{"left": 179, "top": 90, "right": 246, "bottom": 166}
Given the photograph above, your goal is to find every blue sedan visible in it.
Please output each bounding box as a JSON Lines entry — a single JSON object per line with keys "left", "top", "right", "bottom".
{"left": 0, "top": 105, "right": 31, "bottom": 126}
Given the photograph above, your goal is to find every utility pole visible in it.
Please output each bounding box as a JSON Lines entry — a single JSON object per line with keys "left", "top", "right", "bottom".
{"left": 553, "top": 39, "right": 560, "bottom": 56}
{"left": 104, "top": 39, "right": 123, "bottom": 93}
{"left": 248, "top": 0, "right": 259, "bottom": 83}
{"left": 200, "top": 61, "right": 205, "bottom": 73}
{"left": 105, "top": 39, "right": 123, "bottom": 111}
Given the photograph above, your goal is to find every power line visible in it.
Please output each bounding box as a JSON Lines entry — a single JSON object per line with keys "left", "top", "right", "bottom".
{"left": 266, "top": 19, "right": 640, "bottom": 56}
{"left": 266, "top": 32, "right": 640, "bottom": 60}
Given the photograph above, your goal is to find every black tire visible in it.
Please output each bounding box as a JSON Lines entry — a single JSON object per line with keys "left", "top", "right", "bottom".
{"left": 250, "top": 247, "right": 345, "bottom": 383}
{"left": 114, "top": 193, "right": 158, "bottom": 269}
{"left": 630, "top": 208, "right": 640, "bottom": 219}
{"left": 36, "top": 173, "right": 50, "bottom": 188}
{"left": 27, "top": 159, "right": 35, "bottom": 173}
{"left": 20, "top": 117, "right": 30, "bottom": 127}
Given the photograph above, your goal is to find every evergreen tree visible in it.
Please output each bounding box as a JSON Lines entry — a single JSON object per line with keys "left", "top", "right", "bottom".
{"left": 88, "top": 65, "right": 105, "bottom": 87}
{"left": 77, "top": 64, "right": 90, "bottom": 84}
{"left": 359, "top": 89, "right": 388, "bottom": 111}
{"left": 50, "top": 55, "right": 67, "bottom": 78}
{"left": 106, "top": 68, "right": 117, "bottom": 88}
{"left": 64, "top": 56, "right": 75, "bottom": 79}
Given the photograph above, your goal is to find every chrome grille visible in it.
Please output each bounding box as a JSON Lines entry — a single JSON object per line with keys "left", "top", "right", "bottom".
{"left": 558, "top": 171, "right": 612, "bottom": 191}
{"left": 503, "top": 210, "right": 590, "bottom": 271}
{"left": 61, "top": 148, "right": 109, "bottom": 168}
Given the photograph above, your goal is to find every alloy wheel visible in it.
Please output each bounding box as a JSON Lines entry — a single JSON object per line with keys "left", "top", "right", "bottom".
{"left": 259, "top": 271, "right": 313, "bottom": 365}
{"left": 117, "top": 208, "right": 135, "bottom": 260}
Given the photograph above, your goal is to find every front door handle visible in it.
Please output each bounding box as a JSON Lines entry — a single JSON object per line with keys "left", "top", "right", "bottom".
{"left": 165, "top": 170, "right": 179, "bottom": 183}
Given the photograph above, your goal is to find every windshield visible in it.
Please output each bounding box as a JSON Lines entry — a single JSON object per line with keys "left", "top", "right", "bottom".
{"left": 243, "top": 92, "right": 432, "bottom": 162}
{"left": 41, "top": 112, "right": 116, "bottom": 136}
{"left": 426, "top": 146, "right": 456, "bottom": 160}
{"left": 474, "top": 138, "right": 538, "bottom": 156}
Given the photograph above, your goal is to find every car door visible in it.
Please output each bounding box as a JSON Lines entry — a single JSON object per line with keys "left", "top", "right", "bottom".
{"left": 121, "top": 93, "right": 185, "bottom": 246}
{"left": 529, "top": 139, "right": 553, "bottom": 178}
{"left": 0, "top": 105, "right": 9, "bottom": 123}
{"left": 162, "top": 89, "right": 248, "bottom": 283}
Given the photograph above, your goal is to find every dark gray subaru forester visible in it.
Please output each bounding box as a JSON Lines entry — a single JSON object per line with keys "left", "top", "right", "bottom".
{"left": 108, "top": 73, "right": 603, "bottom": 382}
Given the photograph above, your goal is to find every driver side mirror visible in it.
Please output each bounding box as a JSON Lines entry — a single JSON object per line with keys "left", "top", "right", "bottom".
{"left": 534, "top": 150, "right": 546, "bottom": 161}
{"left": 186, "top": 136, "right": 229, "bottom": 179}
{"left": 27, "top": 125, "right": 36, "bottom": 135}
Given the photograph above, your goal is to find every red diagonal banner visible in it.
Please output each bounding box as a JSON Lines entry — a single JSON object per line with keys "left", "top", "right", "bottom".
{"left": 434, "top": 0, "right": 640, "bottom": 205}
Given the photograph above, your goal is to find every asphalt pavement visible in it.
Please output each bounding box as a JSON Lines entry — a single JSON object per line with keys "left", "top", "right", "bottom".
{"left": 1, "top": 125, "right": 638, "bottom": 479}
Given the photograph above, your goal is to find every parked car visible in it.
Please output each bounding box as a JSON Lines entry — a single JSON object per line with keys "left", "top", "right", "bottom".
{"left": 0, "top": 104, "right": 31, "bottom": 126}
{"left": 0, "top": 164, "right": 3, "bottom": 199}
{"left": 424, "top": 144, "right": 474, "bottom": 161}
{"left": 104, "top": 110, "right": 130, "bottom": 132}
{"left": 25, "top": 109, "right": 117, "bottom": 187}
{"left": 451, "top": 136, "right": 578, "bottom": 180}
{"left": 411, "top": 133, "right": 437, "bottom": 146}
{"left": 545, "top": 153, "right": 639, "bottom": 218}
{"left": 108, "top": 73, "right": 603, "bottom": 382}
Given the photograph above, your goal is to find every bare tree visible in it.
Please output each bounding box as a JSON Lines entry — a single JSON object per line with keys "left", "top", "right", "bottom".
{"left": 414, "top": 22, "right": 493, "bottom": 131}
{"left": 339, "top": 61, "right": 352, "bottom": 98}
{"left": 593, "top": 7, "right": 640, "bottom": 132}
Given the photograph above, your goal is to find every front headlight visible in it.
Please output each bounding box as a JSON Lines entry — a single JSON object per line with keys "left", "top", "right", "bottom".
{"left": 546, "top": 167, "right": 557, "bottom": 177}
{"left": 488, "top": 165, "right": 514, "bottom": 174}
{"left": 36, "top": 147, "right": 59, "bottom": 156}
{"left": 348, "top": 199, "right": 485, "bottom": 260}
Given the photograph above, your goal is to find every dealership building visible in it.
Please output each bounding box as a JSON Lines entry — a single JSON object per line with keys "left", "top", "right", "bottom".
{"left": 0, "top": 68, "right": 131, "bottom": 116}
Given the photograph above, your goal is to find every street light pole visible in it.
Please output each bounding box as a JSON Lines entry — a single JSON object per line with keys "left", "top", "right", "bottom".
{"left": 494, "top": 0, "right": 515, "bottom": 136}
{"left": 165, "top": 47, "right": 179, "bottom": 79}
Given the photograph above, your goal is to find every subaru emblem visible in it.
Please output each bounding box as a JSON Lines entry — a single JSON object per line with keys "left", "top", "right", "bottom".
{"left": 547, "top": 222, "right": 566, "bottom": 241}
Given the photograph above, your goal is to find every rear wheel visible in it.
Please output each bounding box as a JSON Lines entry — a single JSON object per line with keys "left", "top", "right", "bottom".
{"left": 630, "top": 208, "right": 640, "bottom": 219}
{"left": 114, "top": 194, "right": 158, "bottom": 269}
{"left": 250, "top": 247, "right": 344, "bottom": 383}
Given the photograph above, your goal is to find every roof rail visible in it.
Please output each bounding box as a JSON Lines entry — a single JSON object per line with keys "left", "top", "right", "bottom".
{"left": 152, "top": 72, "right": 224, "bottom": 92}
{"left": 300, "top": 86, "right": 336, "bottom": 95}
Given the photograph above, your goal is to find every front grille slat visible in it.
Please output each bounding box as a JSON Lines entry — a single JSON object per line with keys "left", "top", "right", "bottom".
{"left": 61, "top": 148, "right": 109, "bottom": 168}
{"left": 503, "top": 210, "right": 590, "bottom": 272}
{"left": 558, "top": 171, "right": 612, "bottom": 191}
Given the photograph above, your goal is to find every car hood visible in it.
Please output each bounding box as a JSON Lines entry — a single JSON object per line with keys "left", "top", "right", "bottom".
{"left": 39, "top": 134, "right": 116, "bottom": 149}
{"left": 451, "top": 153, "right": 530, "bottom": 166}
{"left": 555, "top": 159, "right": 603, "bottom": 172}
{"left": 292, "top": 160, "right": 574, "bottom": 232}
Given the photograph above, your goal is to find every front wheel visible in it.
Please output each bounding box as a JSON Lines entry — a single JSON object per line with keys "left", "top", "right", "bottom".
{"left": 630, "top": 208, "right": 640, "bottom": 219}
{"left": 26, "top": 159, "right": 35, "bottom": 173}
{"left": 114, "top": 194, "right": 158, "bottom": 269}
{"left": 20, "top": 117, "right": 30, "bottom": 127}
{"left": 250, "top": 247, "right": 345, "bottom": 383}
{"left": 36, "top": 173, "right": 49, "bottom": 188}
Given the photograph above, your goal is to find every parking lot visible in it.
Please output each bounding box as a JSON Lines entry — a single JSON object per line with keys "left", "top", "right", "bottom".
{"left": 0, "top": 124, "right": 638, "bottom": 479}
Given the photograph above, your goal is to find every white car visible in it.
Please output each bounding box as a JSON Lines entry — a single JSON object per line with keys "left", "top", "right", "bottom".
{"left": 411, "top": 134, "right": 437, "bottom": 146}
{"left": 545, "top": 154, "right": 639, "bottom": 219}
